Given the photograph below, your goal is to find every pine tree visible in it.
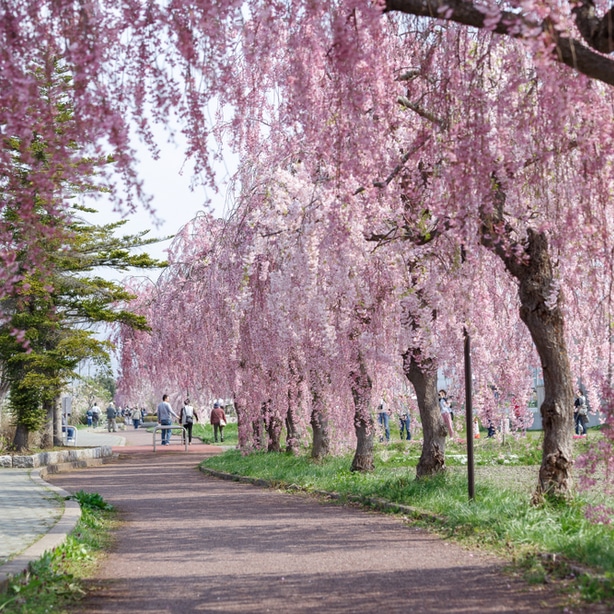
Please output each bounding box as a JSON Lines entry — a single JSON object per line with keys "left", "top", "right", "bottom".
{"left": 0, "top": 59, "right": 166, "bottom": 451}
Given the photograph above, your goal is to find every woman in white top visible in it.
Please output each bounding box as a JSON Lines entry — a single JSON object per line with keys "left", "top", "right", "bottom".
{"left": 439, "top": 390, "right": 454, "bottom": 438}
{"left": 180, "top": 399, "right": 198, "bottom": 444}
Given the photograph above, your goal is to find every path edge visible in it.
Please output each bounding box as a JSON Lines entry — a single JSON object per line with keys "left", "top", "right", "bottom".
{"left": 198, "top": 466, "right": 444, "bottom": 522}
{"left": 0, "top": 470, "right": 81, "bottom": 594}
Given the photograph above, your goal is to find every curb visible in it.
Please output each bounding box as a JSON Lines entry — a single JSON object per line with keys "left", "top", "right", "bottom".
{"left": 0, "top": 471, "right": 81, "bottom": 593}
{"left": 0, "top": 445, "right": 115, "bottom": 469}
{"left": 198, "top": 467, "right": 444, "bottom": 523}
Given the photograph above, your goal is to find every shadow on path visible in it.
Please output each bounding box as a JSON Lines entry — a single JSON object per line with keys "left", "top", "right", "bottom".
{"left": 48, "top": 451, "right": 582, "bottom": 613}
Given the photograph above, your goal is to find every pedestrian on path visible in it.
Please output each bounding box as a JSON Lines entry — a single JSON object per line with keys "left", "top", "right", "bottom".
{"left": 91, "top": 403, "right": 101, "bottom": 428}
{"left": 157, "top": 394, "right": 179, "bottom": 445}
{"left": 574, "top": 389, "right": 589, "bottom": 436}
{"left": 106, "top": 402, "right": 118, "bottom": 433}
{"left": 399, "top": 408, "right": 411, "bottom": 441}
{"left": 180, "top": 399, "right": 198, "bottom": 444}
{"left": 131, "top": 407, "right": 142, "bottom": 430}
{"left": 210, "top": 402, "right": 227, "bottom": 442}
{"left": 377, "top": 397, "right": 390, "bottom": 443}
{"left": 439, "top": 390, "right": 454, "bottom": 439}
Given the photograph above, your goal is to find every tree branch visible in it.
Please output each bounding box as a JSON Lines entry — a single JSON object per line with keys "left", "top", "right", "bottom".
{"left": 386, "top": 0, "right": 614, "bottom": 87}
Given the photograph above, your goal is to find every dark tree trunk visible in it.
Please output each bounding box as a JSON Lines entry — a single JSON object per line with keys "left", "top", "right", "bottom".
{"left": 262, "top": 400, "right": 283, "bottom": 453}
{"left": 285, "top": 358, "right": 303, "bottom": 454}
{"left": 491, "top": 229, "right": 574, "bottom": 499}
{"left": 309, "top": 372, "right": 331, "bottom": 461}
{"left": 53, "top": 399, "right": 63, "bottom": 447}
{"left": 310, "top": 410, "right": 330, "bottom": 461}
{"left": 482, "top": 192, "right": 574, "bottom": 499}
{"left": 233, "top": 393, "right": 248, "bottom": 449}
{"left": 349, "top": 353, "right": 375, "bottom": 472}
{"left": 40, "top": 399, "right": 54, "bottom": 449}
{"left": 12, "top": 424, "right": 29, "bottom": 452}
{"left": 285, "top": 390, "right": 302, "bottom": 455}
{"left": 252, "top": 414, "right": 264, "bottom": 450}
{"left": 266, "top": 418, "right": 283, "bottom": 452}
{"left": 403, "top": 351, "right": 447, "bottom": 477}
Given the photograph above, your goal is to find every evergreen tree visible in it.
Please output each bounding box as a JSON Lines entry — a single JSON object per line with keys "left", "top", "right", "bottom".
{"left": 0, "top": 59, "right": 166, "bottom": 451}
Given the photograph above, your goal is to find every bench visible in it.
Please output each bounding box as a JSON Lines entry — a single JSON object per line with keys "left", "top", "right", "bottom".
{"left": 152, "top": 425, "right": 188, "bottom": 451}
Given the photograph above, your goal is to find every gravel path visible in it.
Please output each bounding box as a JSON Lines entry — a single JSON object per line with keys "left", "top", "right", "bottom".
{"left": 47, "top": 450, "right": 589, "bottom": 613}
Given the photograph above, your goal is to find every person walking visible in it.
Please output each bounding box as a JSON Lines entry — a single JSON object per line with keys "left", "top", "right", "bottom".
{"left": 91, "top": 403, "right": 101, "bottom": 429}
{"left": 157, "top": 394, "right": 178, "bottom": 445}
{"left": 399, "top": 407, "right": 411, "bottom": 441}
{"left": 574, "top": 390, "right": 589, "bottom": 436}
{"left": 106, "top": 401, "right": 118, "bottom": 433}
{"left": 439, "top": 390, "right": 454, "bottom": 438}
{"left": 377, "top": 397, "right": 390, "bottom": 443}
{"left": 86, "top": 407, "right": 93, "bottom": 428}
{"left": 210, "top": 402, "right": 227, "bottom": 443}
{"left": 131, "top": 407, "right": 142, "bottom": 430}
{"left": 180, "top": 399, "right": 198, "bottom": 444}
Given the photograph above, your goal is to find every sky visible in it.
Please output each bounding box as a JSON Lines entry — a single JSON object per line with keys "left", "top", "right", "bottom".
{"left": 96, "top": 125, "right": 236, "bottom": 282}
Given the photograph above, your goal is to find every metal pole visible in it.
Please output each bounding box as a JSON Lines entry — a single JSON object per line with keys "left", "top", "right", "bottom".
{"left": 464, "top": 327, "right": 475, "bottom": 500}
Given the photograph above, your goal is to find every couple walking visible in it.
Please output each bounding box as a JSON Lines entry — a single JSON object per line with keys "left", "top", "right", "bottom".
{"left": 157, "top": 395, "right": 198, "bottom": 445}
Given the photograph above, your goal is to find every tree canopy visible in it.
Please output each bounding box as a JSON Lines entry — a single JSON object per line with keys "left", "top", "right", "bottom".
{"left": 3, "top": 1, "right": 614, "bottom": 502}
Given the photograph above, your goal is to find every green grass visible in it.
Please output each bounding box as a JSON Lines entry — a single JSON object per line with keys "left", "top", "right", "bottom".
{"left": 201, "top": 431, "right": 614, "bottom": 605}
{"left": 193, "top": 422, "right": 237, "bottom": 446}
{"left": 0, "top": 492, "right": 116, "bottom": 614}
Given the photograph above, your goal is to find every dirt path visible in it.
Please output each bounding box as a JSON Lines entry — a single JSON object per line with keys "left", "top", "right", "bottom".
{"left": 48, "top": 451, "right": 585, "bottom": 613}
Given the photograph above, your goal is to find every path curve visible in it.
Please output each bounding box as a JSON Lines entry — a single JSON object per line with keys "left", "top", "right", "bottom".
{"left": 47, "top": 437, "right": 588, "bottom": 613}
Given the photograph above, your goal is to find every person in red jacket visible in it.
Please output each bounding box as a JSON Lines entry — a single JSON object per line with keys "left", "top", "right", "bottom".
{"left": 210, "top": 402, "right": 227, "bottom": 443}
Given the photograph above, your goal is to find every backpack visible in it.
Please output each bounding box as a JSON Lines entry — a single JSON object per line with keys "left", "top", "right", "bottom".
{"left": 183, "top": 406, "right": 194, "bottom": 424}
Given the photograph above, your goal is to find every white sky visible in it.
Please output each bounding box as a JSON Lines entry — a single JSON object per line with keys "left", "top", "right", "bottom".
{"left": 95, "top": 125, "right": 237, "bottom": 282}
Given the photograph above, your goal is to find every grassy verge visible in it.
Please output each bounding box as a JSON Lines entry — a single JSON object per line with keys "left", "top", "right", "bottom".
{"left": 0, "top": 491, "right": 115, "bottom": 614}
{"left": 201, "top": 433, "right": 614, "bottom": 605}
{"left": 192, "top": 422, "right": 237, "bottom": 446}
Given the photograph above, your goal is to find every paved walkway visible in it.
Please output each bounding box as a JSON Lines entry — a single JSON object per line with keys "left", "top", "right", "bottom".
{"left": 49, "top": 448, "right": 593, "bottom": 613}
{"left": 0, "top": 425, "right": 221, "bottom": 587}
{"left": 0, "top": 428, "right": 599, "bottom": 612}
{"left": 0, "top": 469, "right": 62, "bottom": 567}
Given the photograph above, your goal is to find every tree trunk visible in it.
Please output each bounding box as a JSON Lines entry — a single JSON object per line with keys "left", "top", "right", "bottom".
{"left": 53, "top": 399, "right": 63, "bottom": 447}
{"left": 403, "top": 351, "right": 447, "bottom": 477}
{"left": 309, "top": 372, "right": 331, "bottom": 461}
{"left": 503, "top": 230, "right": 574, "bottom": 499}
{"left": 285, "top": 388, "right": 302, "bottom": 454}
{"left": 12, "top": 424, "right": 29, "bottom": 452}
{"left": 285, "top": 357, "right": 303, "bottom": 454}
{"left": 310, "top": 409, "right": 330, "bottom": 460}
{"left": 233, "top": 393, "right": 247, "bottom": 449}
{"left": 262, "top": 400, "right": 283, "bottom": 453}
{"left": 40, "top": 399, "right": 54, "bottom": 449}
{"left": 349, "top": 353, "right": 375, "bottom": 472}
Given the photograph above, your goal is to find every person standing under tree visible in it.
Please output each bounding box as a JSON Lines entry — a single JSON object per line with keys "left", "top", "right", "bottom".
{"left": 377, "top": 396, "right": 390, "bottom": 443}
{"left": 210, "top": 402, "right": 227, "bottom": 443}
{"left": 574, "top": 389, "right": 589, "bottom": 436}
{"left": 439, "top": 390, "right": 454, "bottom": 439}
{"left": 399, "top": 406, "right": 411, "bottom": 441}
{"left": 180, "top": 398, "right": 198, "bottom": 444}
